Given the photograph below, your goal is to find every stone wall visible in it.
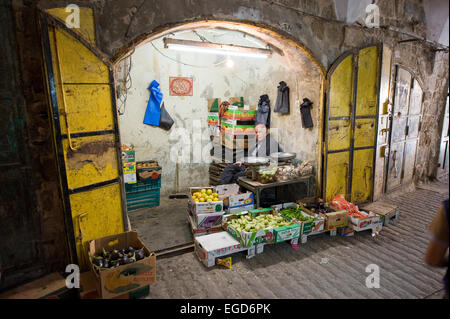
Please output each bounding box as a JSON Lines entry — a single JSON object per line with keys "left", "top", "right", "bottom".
{"left": 11, "top": 0, "right": 69, "bottom": 270}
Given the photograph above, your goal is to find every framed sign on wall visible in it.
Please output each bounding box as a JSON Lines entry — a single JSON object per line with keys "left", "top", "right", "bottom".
{"left": 169, "top": 77, "right": 193, "bottom": 96}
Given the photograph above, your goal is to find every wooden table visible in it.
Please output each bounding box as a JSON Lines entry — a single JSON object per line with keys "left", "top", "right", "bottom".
{"left": 237, "top": 174, "right": 315, "bottom": 208}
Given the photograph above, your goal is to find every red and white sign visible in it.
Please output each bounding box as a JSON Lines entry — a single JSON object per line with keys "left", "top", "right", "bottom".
{"left": 169, "top": 77, "right": 193, "bottom": 96}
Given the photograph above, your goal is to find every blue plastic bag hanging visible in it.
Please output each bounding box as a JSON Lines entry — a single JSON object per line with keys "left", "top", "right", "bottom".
{"left": 143, "top": 80, "right": 163, "bottom": 126}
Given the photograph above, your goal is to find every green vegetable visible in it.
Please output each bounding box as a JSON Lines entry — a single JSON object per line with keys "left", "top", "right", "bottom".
{"left": 280, "top": 207, "right": 315, "bottom": 222}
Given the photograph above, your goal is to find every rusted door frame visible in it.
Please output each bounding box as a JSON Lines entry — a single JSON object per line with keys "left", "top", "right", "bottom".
{"left": 323, "top": 44, "right": 382, "bottom": 203}
{"left": 39, "top": 11, "right": 128, "bottom": 265}
{"left": 385, "top": 64, "right": 424, "bottom": 192}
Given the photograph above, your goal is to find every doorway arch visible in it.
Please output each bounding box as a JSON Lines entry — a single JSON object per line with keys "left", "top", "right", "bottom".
{"left": 40, "top": 7, "right": 326, "bottom": 267}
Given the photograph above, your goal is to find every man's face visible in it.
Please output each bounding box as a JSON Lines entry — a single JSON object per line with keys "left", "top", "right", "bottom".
{"left": 255, "top": 124, "right": 267, "bottom": 142}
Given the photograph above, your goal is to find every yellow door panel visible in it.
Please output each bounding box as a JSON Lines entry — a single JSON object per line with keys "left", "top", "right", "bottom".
{"left": 325, "top": 151, "right": 350, "bottom": 202}
{"left": 325, "top": 46, "right": 380, "bottom": 202}
{"left": 327, "top": 119, "right": 351, "bottom": 151}
{"left": 355, "top": 46, "right": 379, "bottom": 116}
{"left": 70, "top": 183, "right": 124, "bottom": 268}
{"left": 63, "top": 134, "right": 119, "bottom": 190}
{"left": 43, "top": 20, "right": 126, "bottom": 270}
{"left": 51, "top": 27, "right": 109, "bottom": 83}
{"left": 329, "top": 55, "right": 353, "bottom": 118}
{"left": 58, "top": 84, "right": 115, "bottom": 135}
{"left": 351, "top": 149, "right": 374, "bottom": 202}
{"left": 46, "top": 7, "right": 96, "bottom": 45}
{"left": 354, "top": 118, "right": 376, "bottom": 148}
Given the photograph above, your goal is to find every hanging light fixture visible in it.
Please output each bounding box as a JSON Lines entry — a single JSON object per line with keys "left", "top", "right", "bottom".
{"left": 163, "top": 38, "right": 271, "bottom": 59}
{"left": 225, "top": 58, "right": 235, "bottom": 68}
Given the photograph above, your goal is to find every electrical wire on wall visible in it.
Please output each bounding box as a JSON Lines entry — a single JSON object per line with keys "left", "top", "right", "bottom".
{"left": 150, "top": 39, "right": 251, "bottom": 89}
{"left": 116, "top": 54, "right": 133, "bottom": 115}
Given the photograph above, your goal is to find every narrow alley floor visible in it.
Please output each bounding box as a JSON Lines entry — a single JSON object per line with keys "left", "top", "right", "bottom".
{"left": 142, "top": 178, "right": 448, "bottom": 299}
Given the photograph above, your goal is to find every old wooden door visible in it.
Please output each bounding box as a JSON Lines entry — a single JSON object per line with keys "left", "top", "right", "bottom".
{"left": 324, "top": 46, "right": 381, "bottom": 203}
{"left": 437, "top": 91, "right": 449, "bottom": 177}
{"left": 0, "top": 1, "right": 47, "bottom": 291}
{"left": 40, "top": 9, "right": 127, "bottom": 270}
{"left": 386, "top": 66, "right": 423, "bottom": 191}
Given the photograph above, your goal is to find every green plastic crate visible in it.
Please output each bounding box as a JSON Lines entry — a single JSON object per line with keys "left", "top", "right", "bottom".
{"left": 126, "top": 189, "right": 160, "bottom": 211}
{"left": 125, "top": 177, "right": 161, "bottom": 193}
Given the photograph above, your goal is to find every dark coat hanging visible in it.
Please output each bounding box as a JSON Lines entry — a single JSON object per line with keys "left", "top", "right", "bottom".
{"left": 300, "top": 98, "right": 314, "bottom": 128}
{"left": 256, "top": 94, "right": 271, "bottom": 128}
{"left": 274, "top": 81, "right": 290, "bottom": 114}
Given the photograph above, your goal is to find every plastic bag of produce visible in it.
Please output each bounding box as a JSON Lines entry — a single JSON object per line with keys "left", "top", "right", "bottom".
{"left": 331, "top": 194, "right": 359, "bottom": 215}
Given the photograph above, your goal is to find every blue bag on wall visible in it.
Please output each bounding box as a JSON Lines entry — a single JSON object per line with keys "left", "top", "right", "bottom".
{"left": 143, "top": 80, "right": 163, "bottom": 126}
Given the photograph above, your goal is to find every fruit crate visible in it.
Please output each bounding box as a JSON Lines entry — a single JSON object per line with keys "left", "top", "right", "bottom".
{"left": 126, "top": 188, "right": 160, "bottom": 211}
{"left": 125, "top": 176, "right": 161, "bottom": 193}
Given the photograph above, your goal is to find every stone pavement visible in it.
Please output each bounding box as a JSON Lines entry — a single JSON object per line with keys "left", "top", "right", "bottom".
{"left": 144, "top": 180, "right": 449, "bottom": 299}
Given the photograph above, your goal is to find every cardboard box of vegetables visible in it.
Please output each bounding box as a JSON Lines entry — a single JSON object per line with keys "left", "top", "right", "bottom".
{"left": 88, "top": 231, "right": 156, "bottom": 299}
{"left": 222, "top": 209, "right": 300, "bottom": 247}
{"left": 276, "top": 203, "right": 325, "bottom": 236}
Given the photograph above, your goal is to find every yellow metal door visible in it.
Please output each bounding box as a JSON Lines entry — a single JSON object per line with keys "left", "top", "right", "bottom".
{"left": 40, "top": 11, "right": 126, "bottom": 270}
{"left": 324, "top": 46, "right": 381, "bottom": 203}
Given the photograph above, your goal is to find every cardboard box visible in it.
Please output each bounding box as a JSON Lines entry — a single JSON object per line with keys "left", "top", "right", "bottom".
{"left": 121, "top": 150, "right": 135, "bottom": 163}
{"left": 138, "top": 167, "right": 162, "bottom": 180}
{"left": 208, "top": 112, "right": 220, "bottom": 126}
{"left": 273, "top": 223, "right": 301, "bottom": 243}
{"left": 208, "top": 98, "right": 221, "bottom": 112}
{"left": 274, "top": 203, "right": 325, "bottom": 236}
{"left": 216, "top": 183, "right": 255, "bottom": 211}
{"left": 226, "top": 204, "right": 255, "bottom": 214}
{"left": 189, "top": 187, "right": 224, "bottom": 214}
{"left": 223, "top": 209, "right": 300, "bottom": 247}
{"left": 349, "top": 210, "right": 381, "bottom": 232}
{"left": 88, "top": 231, "right": 156, "bottom": 299}
{"left": 221, "top": 121, "right": 256, "bottom": 135}
{"left": 194, "top": 231, "right": 245, "bottom": 267}
{"left": 338, "top": 225, "right": 355, "bottom": 237}
{"left": 228, "top": 97, "right": 244, "bottom": 108}
{"left": 360, "top": 201, "right": 399, "bottom": 226}
{"left": 221, "top": 109, "right": 257, "bottom": 121}
{"left": 320, "top": 210, "right": 349, "bottom": 230}
{"left": 193, "top": 211, "right": 225, "bottom": 228}
{"left": 80, "top": 271, "right": 150, "bottom": 299}
{"left": 123, "top": 162, "right": 137, "bottom": 184}
{"left": 187, "top": 212, "right": 223, "bottom": 237}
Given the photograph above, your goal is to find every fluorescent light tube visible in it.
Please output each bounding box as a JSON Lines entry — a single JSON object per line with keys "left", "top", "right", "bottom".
{"left": 167, "top": 43, "right": 268, "bottom": 58}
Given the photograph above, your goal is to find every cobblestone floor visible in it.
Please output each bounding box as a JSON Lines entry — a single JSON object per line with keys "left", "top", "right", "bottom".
{"left": 141, "top": 179, "right": 448, "bottom": 299}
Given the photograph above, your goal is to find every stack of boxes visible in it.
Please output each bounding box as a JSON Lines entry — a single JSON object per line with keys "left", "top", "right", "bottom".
{"left": 188, "top": 187, "right": 225, "bottom": 237}
{"left": 122, "top": 146, "right": 162, "bottom": 211}
{"left": 187, "top": 184, "right": 255, "bottom": 237}
{"left": 208, "top": 97, "right": 256, "bottom": 164}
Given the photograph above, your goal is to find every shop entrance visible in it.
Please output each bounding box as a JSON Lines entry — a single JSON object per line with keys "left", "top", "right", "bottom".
{"left": 40, "top": 7, "right": 324, "bottom": 261}
{"left": 115, "top": 24, "right": 323, "bottom": 252}
{"left": 386, "top": 66, "right": 424, "bottom": 191}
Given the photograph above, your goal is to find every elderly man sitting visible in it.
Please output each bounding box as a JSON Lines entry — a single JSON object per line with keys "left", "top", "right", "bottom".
{"left": 219, "top": 123, "right": 282, "bottom": 184}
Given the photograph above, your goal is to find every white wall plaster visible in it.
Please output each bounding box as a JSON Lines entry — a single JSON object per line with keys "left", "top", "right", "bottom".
{"left": 117, "top": 29, "right": 321, "bottom": 195}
